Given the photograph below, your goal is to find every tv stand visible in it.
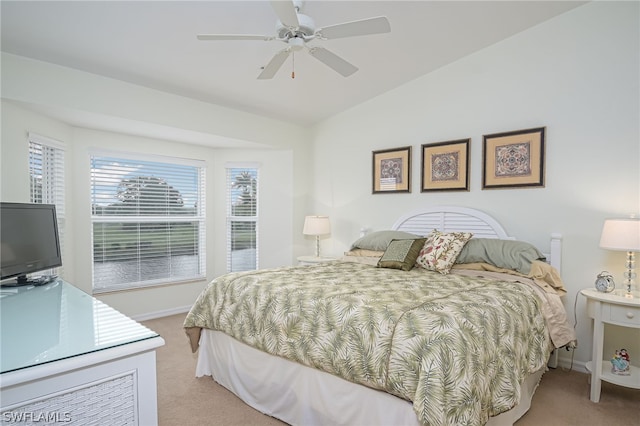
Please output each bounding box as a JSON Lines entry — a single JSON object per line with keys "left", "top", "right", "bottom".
{"left": 0, "top": 280, "right": 164, "bottom": 424}
{"left": 2, "top": 274, "right": 58, "bottom": 287}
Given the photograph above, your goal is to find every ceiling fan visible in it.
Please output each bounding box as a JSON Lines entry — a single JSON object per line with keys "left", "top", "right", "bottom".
{"left": 197, "top": 0, "right": 391, "bottom": 79}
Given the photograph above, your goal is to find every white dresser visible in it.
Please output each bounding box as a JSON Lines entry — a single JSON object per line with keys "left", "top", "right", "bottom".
{"left": 0, "top": 280, "right": 165, "bottom": 425}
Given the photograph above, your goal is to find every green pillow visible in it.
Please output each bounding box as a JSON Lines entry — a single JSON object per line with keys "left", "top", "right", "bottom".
{"left": 350, "top": 230, "right": 420, "bottom": 251}
{"left": 377, "top": 238, "right": 426, "bottom": 271}
{"left": 455, "top": 238, "right": 545, "bottom": 274}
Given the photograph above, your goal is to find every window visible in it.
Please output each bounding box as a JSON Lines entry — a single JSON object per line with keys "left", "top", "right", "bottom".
{"left": 226, "top": 166, "right": 259, "bottom": 272}
{"left": 29, "top": 133, "right": 65, "bottom": 276}
{"left": 90, "top": 152, "right": 206, "bottom": 292}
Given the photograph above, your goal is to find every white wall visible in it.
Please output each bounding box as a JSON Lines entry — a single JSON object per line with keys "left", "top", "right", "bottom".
{"left": 0, "top": 54, "right": 307, "bottom": 150}
{"left": 310, "top": 2, "right": 639, "bottom": 369}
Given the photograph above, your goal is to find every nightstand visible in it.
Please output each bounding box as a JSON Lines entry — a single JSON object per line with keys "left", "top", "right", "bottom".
{"left": 297, "top": 256, "right": 336, "bottom": 266}
{"left": 580, "top": 288, "right": 640, "bottom": 402}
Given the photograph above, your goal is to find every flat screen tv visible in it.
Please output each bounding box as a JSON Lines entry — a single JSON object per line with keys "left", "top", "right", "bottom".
{"left": 1, "top": 202, "right": 62, "bottom": 286}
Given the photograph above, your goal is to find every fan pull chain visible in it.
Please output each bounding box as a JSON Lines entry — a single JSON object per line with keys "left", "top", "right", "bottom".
{"left": 291, "top": 52, "right": 295, "bottom": 79}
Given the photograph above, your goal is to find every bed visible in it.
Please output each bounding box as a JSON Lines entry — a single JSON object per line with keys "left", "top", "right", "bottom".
{"left": 184, "top": 206, "right": 576, "bottom": 426}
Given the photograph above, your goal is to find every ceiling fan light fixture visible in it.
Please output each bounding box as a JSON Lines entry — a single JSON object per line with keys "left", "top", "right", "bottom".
{"left": 288, "top": 37, "right": 305, "bottom": 51}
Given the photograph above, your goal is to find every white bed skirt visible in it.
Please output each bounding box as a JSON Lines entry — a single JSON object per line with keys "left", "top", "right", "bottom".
{"left": 196, "top": 330, "right": 545, "bottom": 426}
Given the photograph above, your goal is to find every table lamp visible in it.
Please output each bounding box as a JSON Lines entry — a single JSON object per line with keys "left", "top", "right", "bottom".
{"left": 599, "top": 217, "right": 640, "bottom": 297}
{"left": 303, "top": 215, "right": 331, "bottom": 257}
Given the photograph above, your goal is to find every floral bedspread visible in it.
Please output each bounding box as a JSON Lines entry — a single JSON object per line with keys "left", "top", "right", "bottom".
{"left": 184, "top": 261, "right": 552, "bottom": 426}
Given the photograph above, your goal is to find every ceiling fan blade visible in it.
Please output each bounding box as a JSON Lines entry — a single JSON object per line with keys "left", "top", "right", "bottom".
{"left": 258, "top": 49, "right": 291, "bottom": 79}
{"left": 308, "top": 47, "right": 358, "bottom": 77}
{"left": 317, "top": 16, "right": 390, "bottom": 40}
{"left": 197, "top": 34, "right": 274, "bottom": 41}
{"left": 270, "top": 0, "right": 299, "bottom": 28}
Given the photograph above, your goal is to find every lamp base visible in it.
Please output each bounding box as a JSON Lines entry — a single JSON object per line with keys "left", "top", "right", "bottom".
{"left": 623, "top": 251, "right": 636, "bottom": 298}
{"left": 315, "top": 236, "right": 321, "bottom": 258}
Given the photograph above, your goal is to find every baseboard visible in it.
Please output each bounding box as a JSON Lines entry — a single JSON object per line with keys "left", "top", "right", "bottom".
{"left": 132, "top": 305, "right": 192, "bottom": 322}
{"left": 555, "top": 352, "right": 588, "bottom": 373}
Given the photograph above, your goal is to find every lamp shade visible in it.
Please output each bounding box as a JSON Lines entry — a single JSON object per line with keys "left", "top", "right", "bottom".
{"left": 303, "top": 216, "right": 331, "bottom": 236}
{"left": 599, "top": 218, "right": 640, "bottom": 251}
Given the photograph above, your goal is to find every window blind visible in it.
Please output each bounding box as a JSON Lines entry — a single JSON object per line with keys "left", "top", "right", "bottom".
{"left": 29, "top": 133, "right": 65, "bottom": 277}
{"left": 226, "top": 167, "right": 259, "bottom": 272}
{"left": 90, "top": 153, "right": 206, "bottom": 292}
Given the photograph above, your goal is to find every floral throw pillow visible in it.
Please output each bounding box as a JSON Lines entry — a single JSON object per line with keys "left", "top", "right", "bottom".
{"left": 415, "top": 230, "right": 473, "bottom": 274}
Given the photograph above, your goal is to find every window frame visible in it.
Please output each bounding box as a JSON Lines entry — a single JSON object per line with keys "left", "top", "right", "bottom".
{"left": 226, "top": 164, "right": 260, "bottom": 273}
{"left": 90, "top": 150, "right": 206, "bottom": 293}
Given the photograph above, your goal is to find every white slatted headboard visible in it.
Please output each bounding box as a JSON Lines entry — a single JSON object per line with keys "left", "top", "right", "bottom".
{"left": 392, "top": 206, "right": 512, "bottom": 239}
{"left": 391, "top": 206, "right": 562, "bottom": 271}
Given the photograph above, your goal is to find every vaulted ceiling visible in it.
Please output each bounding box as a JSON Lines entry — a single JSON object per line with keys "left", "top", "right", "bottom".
{"left": 2, "top": 1, "right": 585, "bottom": 127}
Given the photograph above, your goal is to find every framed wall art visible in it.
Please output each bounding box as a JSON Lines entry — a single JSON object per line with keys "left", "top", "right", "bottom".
{"left": 372, "top": 146, "right": 412, "bottom": 194}
{"left": 421, "top": 139, "right": 470, "bottom": 192}
{"left": 482, "top": 127, "right": 545, "bottom": 189}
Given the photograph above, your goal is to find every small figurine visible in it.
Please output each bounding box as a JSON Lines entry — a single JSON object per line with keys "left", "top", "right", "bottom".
{"left": 610, "top": 349, "right": 631, "bottom": 375}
